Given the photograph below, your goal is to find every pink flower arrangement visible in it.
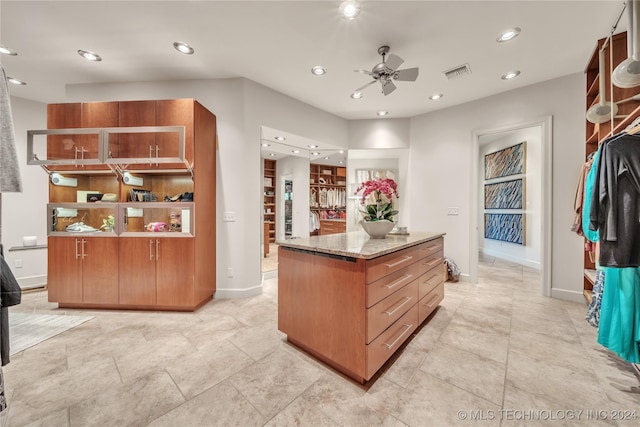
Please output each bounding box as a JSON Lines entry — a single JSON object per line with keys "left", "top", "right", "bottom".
{"left": 355, "top": 178, "right": 399, "bottom": 222}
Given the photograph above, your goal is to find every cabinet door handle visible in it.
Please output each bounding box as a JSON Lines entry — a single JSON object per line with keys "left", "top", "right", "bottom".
{"left": 75, "top": 239, "right": 80, "bottom": 259}
{"left": 384, "top": 274, "right": 413, "bottom": 289}
{"left": 155, "top": 145, "right": 160, "bottom": 166}
{"left": 82, "top": 239, "right": 87, "bottom": 259}
{"left": 149, "top": 239, "right": 154, "bottom": 260}
{"left": 384, "top": 296, "right": 413, "bottom": 316}
{"left": 384, "top": 323, "right": 413, "bottom": 349}
{"left": 149, "top": 145, "right": 153, "bottom": 165}
{"left": 156, "top": 239, "right": 160, "bottom": 260}
{"left": 384, "top": 256, "right": 413, "bottom": 269}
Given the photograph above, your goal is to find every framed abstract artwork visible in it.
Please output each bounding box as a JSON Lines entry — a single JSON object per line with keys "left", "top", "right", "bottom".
{"left": 484, "top": 141, "right": 526, "bottom": 180}
{"left": 484, "top": 213, "right": 525, "bottom": 245}
{"left": 484, "top": 179, "right": 524, "bottom": 209}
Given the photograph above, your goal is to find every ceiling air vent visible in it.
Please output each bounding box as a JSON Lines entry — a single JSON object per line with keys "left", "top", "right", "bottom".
{"left": 443, "top": 63, "right": 472, "bottom": 80}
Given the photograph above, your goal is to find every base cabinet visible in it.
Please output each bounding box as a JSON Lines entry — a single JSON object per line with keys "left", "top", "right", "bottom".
{"left": 278, "top": 236, "right": 445, "bottom": 383}
{"left": 119, "top": 237, "right": 194, "bottom": 308}
{"left": 48, "top": 237, "right": 119, "bottom": 304}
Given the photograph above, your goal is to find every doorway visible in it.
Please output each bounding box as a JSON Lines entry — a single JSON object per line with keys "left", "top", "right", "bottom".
{"left": 470, "top": 116, "right": 552, "bottom": 296}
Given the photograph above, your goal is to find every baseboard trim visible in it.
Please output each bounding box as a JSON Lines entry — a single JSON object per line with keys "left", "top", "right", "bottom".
{"left": 214, "top": 284, "right": 262, "bottom": 299}
{"left": 480, "top": 248, "right": 541, "bottom": 270}
{"left": 262, "top": 270, "right": 278, "bottom": 280}
{"left": 551, "top": 288, "right": 585, "bottom": 304}
{"left": 17, "top": 274, "right": 47, "bottom": 290}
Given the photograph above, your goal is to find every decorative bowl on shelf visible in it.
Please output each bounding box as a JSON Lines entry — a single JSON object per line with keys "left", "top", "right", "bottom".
{"left": 359, "top": 219, "right": 396, "bottom": 239}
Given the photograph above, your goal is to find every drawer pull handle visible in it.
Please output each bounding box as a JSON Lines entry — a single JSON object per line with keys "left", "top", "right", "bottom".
{"left": 425, "top": 257, "right": 442, "bottom": 267}
{"left": 384, "top": 274, "right": 413, "bottom": 289}
{"left": 385, "top": 256, "right": 413, "bottom": 269}
{"left": 424, "top": 272, "right": 440, "bottom": 286}
{"left": 425, "top": 292, "right": 441, "bottom": 308}
{"left": 384, "top": 323, "right": 413, "bottom": 349}
{"left": 384, "top": 296, "right": 413, "bottom": 316}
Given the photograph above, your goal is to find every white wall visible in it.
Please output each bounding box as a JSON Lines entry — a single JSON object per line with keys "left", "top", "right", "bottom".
{"left": 62, "top": 77, "right": 350, "bottom": 299}
{"left": 409, "top": 73, "right": 585, "bottom": 302}
{"left": 348, "top": 118, "right": 410, "bottom": 150}
{"left": 275, "top": 155, "right": 310, "bottom": 240}
{"left": 1, "top": 96, "right": 48, "bottom": 289}
{"left": 479, "top": 127, "right": 541, "bottom": 268}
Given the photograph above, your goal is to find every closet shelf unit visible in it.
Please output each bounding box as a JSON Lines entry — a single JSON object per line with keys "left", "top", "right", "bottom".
{"left": 263, "top": 159, "right": 276, "bottom": 244}
{"left": 309, "top": 163, "right": 346, "bottom": 235}
{"left": 583, "top": 31, "right": 640, "bottom": 302}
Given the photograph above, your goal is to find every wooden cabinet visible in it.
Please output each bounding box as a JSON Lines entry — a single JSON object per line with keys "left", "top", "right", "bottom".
{"left": 48, "top": 236, "right": 119, "bottom": 305}
{"left": 278, "top": 235, "right": 445, "bottom": 383}
{"left": 47, "top": 102, "right": 118, "bottom": 170}
{"left": 310, "top": 163, "right": 346, "bottom": 235}
{"left": 264, "top": 159, "right": 276, "bottom": 244}
{"left": 39, "top": 98, "right": 216, "bottom": 312}
{"left": 118, "top": 237, "right": 194, "bottom": 308}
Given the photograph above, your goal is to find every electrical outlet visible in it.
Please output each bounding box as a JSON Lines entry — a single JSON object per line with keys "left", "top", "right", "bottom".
{"left": 15, "top": 259, "right": 23, "bottom": 268}
{"left": 223, "top": 212, "right": 236, "bottom": 222}
{"left": 227, "top": 267, "right": 233, "bottom": 277}
{"left": 447, "top": 207, "right": 460, "bottom": 216}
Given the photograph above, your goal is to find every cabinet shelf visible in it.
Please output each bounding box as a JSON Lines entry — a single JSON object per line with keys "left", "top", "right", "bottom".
{"left": 263, "top": 159, "right": 277, "bottom": 257}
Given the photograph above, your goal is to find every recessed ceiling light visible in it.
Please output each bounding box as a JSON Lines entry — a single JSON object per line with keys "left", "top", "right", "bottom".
{"left": 308, "top": 145, "right": 318, "bottom": 149}
{"left": 497, "top": 27, "right": 521, "bottom": 43}
{"left": 339, "top": 0, "right": 361, "bottom": 19}
{"left": 351, "top": 91, "right": 363, "bottom": 99}
{"left": 292, "top": 150, "right": 300, "bottom": 154}
{"left": 269, "top": 153, "right": 276, "bottom": 157}
{"left": 0, "top": 45, "right": 17, "bottom": 56}
{"left": 311, "top": 66, "right": 327, "bottom": 76}
{"left": 261, "top": 143, "right": 270, "bottom": 147}
{"left": 429, "top": 93, "right": 443, "bottom": 100}
{"left": 7, "top": 77, "right": 26, "bottom": 85}
{"left": 377, "top": 111, "right": 389, "bottom": 116}
{"left": 173, "top": 41, "right": 195, "bottom": 55}
{"left": 339, "top": 161, "right": 345, "bottom": 164}
{"left": 339, "top": 150, "right": 344, "bottom": 154}
{"left": 311, "top": 152, "right": 320, "bottom": 156}
{"left": 324, "top": 157, "right": 330, "bottom": 160}
{"left": 501, "top": 70, "right": 521, "bottom": 80}
{"left": 274, "top": 136, "right": 286, "bottom": 141}
{"left": 77, "top": 49, "right": 102, "bottom": 61}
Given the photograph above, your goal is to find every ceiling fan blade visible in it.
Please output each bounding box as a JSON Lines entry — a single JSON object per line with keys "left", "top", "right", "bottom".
{"left": 355, "top": 80, "right": 377, "bottom": 92}
{"left": 382, "top": 80, "right": 397, "bottom": 96}
{"left": 394, "top": 67, "right": 419, "bottom": 81}
{"left": 354, "top": 69, "right": 374, "bottom": 75}
{"left": 385, "top": 53, "right": 404, "bottom": 70}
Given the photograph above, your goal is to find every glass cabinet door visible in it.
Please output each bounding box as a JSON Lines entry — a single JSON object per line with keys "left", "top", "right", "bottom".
{"left": 120, "top": 202, "right": 194, "bottom": 236}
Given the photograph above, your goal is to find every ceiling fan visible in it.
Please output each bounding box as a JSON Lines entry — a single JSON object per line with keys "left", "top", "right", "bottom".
{"left": 353, "top": 45, "right": 419, "bottom": 96}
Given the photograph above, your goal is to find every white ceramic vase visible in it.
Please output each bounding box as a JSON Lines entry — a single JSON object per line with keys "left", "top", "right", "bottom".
{"left": 359, "top": 219, "right": 396, "bottom": 239}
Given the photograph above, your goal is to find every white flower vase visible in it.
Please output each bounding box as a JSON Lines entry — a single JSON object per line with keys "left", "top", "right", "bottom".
{"left": 359, "top": 219, "right": 396, "bottom": 239}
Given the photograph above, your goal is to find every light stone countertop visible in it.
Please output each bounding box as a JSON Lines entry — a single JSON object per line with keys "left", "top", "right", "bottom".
{"left": 276, "top": 231, "right": 445, "bottom": 260}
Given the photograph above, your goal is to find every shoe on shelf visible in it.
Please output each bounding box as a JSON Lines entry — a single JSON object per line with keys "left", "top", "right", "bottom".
{"left": 66, "top": 222, "right": 99, "bottom": 233}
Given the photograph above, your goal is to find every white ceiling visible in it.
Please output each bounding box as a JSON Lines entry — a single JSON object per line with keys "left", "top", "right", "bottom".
{"left": 0, "top": 0, "right": 628, "bottom": 123}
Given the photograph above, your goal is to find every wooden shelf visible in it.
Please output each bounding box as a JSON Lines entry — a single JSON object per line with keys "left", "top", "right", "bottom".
{"left": 584, "top": 269, "right": 597, "bottom": 285}
{"left": 264, "top": 159, "right": 276, "bottom": 252}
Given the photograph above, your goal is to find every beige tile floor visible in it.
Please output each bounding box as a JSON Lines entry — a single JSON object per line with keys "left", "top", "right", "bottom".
{"left": 3, "top": 255, "right": 640, "bottom": 426}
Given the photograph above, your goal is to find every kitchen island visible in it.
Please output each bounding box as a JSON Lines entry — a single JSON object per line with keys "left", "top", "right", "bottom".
{"left": 277, "top": 231, "right": 445, "bottom": 383}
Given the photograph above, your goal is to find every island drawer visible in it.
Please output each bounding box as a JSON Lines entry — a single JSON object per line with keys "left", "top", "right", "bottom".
{"left": 419, "top": 250, "right": 444, "bottom": 277}
{"left": 366, "top": 245, "right": 420, "bottom": 284}
{"left": 418, "top": 282, "right": 444, "bottom": 325}
{"left": 366, "top": 278, "right": 418, "bottom": 344}
{"left": 417, "top": 237, "right": 444, "bottom": 259}
{"left": 366, "top": 261, "right": 421, "bottom": 308}
{"left": 419, "top": 264, "right": 445, "bottom": 301}
{"left": 366, "top": 304, "right": 418, "bottom": 380}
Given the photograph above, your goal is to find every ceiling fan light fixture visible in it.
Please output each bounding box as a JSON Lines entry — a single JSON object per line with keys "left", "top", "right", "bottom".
{"left": 497, "top": 27, "right": 521, "bottom": 43}
{"left": 501, "top": 70, "right": 520, "bottom": 80}
{"left": 429, "top": 93, "right": 443, "bottom": 100}
{"left": 0, "top": 45, "right": 17, "bottom": 56}
{"left": 77, "top": 49, "right": 102, "bottom": 62}
{"left": 173, "top": 41, "right": 195, "bottom": 55}
{"left": 7, "top": 77, "right": 26, "bottom": 85}
{"left": 311, "top": 66, "right": 327, "bottom": 76}
{"left": 339, "top": 0, "right": 360, "bottom": 19}
{"left": 351, "top": 91, "right": 363, "bottom": 99}
{"left": 377, "top": 110, "right": 388, "bottom": 116}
